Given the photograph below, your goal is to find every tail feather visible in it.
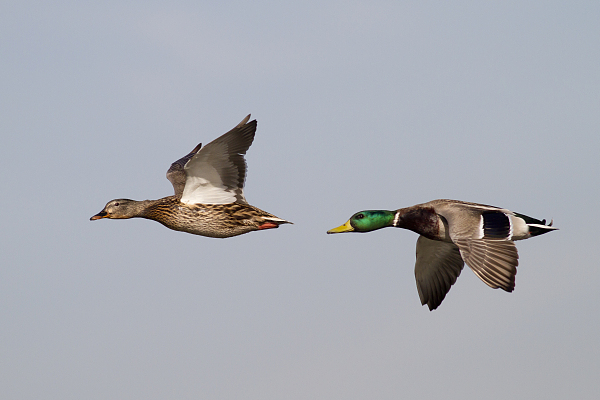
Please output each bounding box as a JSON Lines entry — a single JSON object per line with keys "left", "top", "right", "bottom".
{"left": 513, "top": 212, "right": 558, "bottom": 237}
{"left": 514, "top": 212, "right": 546, "bottom": 225}
{"left": 527, "top": 222, "right": 558, "bottom": 237}
{"left": 264, "top": 216, "right": 292, "bottom": 224}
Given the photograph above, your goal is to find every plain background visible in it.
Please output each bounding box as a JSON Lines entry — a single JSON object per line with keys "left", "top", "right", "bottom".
{"left": 1, "top": 1, "right": 599, "bottom": 399}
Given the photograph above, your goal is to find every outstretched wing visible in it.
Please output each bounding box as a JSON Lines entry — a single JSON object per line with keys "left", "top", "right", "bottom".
{"left": 434, "top": 204, "right": 520, "bottom": 293}
{"left": 414, "top": 235, "right": 465, "bottom": 311}
{"left": 180, "top": 115, "right": 255, "bottom": 205}
{"left": 453, "top": 238, "right": 518, "bottom": 292}
{"left": 166, "top": 142, "right": 202, "bottom": 197}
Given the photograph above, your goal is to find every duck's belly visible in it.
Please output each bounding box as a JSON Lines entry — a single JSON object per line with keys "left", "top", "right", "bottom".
{"left": 149, "top": 203, "right": 256, "bottom": 238}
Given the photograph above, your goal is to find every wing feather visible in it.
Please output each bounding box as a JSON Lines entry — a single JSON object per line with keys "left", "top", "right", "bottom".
{"left": 166, "top": 142, "right": 202, "bottom": 197}
{"left": 180, "top": 115, "right": 256, "bottom": 205}
{"left": 415, "top": 236, "right": 465, "bottom": 311}
{"left": 454, "top": 238, "right": 518, "bottom": 292}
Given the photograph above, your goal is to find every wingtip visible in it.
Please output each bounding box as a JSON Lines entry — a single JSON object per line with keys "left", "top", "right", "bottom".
{"left": 191, "top": 142, "right": 202, "bottom": 153}
{"left": 236, "top": 114, "right": 251, "bottom": 127}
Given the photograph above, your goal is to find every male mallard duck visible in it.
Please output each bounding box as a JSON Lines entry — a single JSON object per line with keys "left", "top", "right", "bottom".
{"left": 91, "top": 115, "right": 291, "bottom": 238}
{"left": 327, "top": 199, "right": 557, "bottom": 310}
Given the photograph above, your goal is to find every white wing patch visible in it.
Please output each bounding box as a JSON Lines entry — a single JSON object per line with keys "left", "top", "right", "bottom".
{"left": 180, "top": 179, "right": 240, "bottom": 204}
{"left": 180, "top": 161, "right": 242, "bottom": 205}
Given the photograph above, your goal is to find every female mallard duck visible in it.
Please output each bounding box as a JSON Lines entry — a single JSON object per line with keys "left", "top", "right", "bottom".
{"left": 327, "top": 199, "right": 557, "bottom": 310}
{"left": 91, "top": 115, "right": 291, "bottom": 238}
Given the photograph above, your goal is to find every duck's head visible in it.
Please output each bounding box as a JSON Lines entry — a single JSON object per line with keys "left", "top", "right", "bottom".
{"left": 327, "top": 210, "right": 395, "bottom": 233}
{"left": 90, "top": 199, "right": 140, "bottom": 220}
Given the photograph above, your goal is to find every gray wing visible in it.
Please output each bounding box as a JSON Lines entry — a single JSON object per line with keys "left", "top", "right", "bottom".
{"left": 453, "top": 238, "right": 518, "bottom": 292}
{"left": 431, "top": 202, "right": 519, "bottom": 292}
{"left": 166, "top": 142, "right": 202, "bottom": 197}
{"left": 415, "top": 236, "right": 465, "bottom": 311}
{"left": 180, "top": 115, "right": 256, "bottom": 205}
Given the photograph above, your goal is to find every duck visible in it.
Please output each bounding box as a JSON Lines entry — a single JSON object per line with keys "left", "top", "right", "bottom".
{"left": 91, "top": 115, "right": 291, "bottom": 238}
{"left": 327, "top": 199, "right": 557, "bottom": 310}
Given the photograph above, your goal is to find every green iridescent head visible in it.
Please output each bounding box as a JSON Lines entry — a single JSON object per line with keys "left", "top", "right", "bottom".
{"left": 327, "top": 210, "right": 395, "bottom": 233}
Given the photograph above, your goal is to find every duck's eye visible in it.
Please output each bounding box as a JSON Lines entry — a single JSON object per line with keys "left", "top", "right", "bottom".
{"left": 356, "top": 213, "right": 364, "bottom": 219}
{"left": 114, "top": 202, "right": 120, "bottom": 207}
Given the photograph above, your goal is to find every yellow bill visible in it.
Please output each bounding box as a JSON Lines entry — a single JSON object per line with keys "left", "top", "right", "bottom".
{"left": 327, "top": 220, "right": 354, "bottom": 234}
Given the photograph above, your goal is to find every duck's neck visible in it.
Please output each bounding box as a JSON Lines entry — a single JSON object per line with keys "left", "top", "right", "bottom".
{"left": 138, "top": 196, "right": 181, "bottom": 221}
{"left": 393, "top": 206, "right": 440, "bottom": 238}
{"left": 135, "top": 200, "right": 159, "bottom": 218}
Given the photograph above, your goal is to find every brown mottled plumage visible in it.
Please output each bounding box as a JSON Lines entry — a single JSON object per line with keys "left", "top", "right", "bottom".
{"left": 91, "top": 115, "right": 291, "bottom": 238}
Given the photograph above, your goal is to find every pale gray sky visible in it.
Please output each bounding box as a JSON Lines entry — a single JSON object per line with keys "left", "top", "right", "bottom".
{"left": 1, "top": 1, "right": 599, "bottom": 399}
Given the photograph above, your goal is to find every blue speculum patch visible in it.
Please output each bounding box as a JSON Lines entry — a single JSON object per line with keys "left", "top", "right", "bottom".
{"left": 482, "top": 211, "right": 510, "bottom": 239}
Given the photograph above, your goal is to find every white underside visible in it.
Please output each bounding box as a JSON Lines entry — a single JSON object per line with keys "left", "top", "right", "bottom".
{"left": 180, "top": 176, "right": 240, "bottom": 204}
